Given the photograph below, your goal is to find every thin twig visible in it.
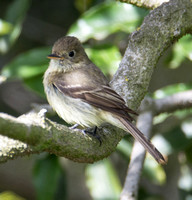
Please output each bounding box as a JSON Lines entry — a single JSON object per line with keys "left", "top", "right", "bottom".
{"left": 154, "top": 90, "right": 192, "bottom": 115}
{"left": 120, "top": 99, "right": 154, "bottom": 200}
{"left": 121, "top": 89, "right": 192, "bottom": 199}
{"left": 140, "top": 154, "right": 180, "bottom": 200}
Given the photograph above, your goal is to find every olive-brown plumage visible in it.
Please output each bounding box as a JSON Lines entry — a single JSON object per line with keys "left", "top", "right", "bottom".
{"left": 43, "top": 36, "right": 166, "bottom": 164}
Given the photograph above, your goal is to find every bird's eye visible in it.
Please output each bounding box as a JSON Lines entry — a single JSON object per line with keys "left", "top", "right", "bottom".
{"left": 68, "top": 50, "right": 75, "bottom": 57}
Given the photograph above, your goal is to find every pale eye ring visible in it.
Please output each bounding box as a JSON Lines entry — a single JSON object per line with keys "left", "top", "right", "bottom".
{"left": 68, "top": 50, "right": 75, "bottom": 57}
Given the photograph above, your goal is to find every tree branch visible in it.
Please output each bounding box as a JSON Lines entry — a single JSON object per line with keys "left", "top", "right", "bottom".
{"left": 121, "top": 88, "right": 192, "bottom": 199}
{"left": 0, "top": 135, "right": 36, "bottom": 163}
{"left": 2, "top": 87, "right": 191, "bottom": 164}
{"left": 153, "top": 114, "right": 192, "bottom": 135}
{"left": 118, "top": 0, "right": 169, "bottom": 9}
{"left": 120, "top": 98, "right": 154, "bottom": 200}
{"left": 0, "top": 111, "right": 125, "bottom": 163}
{"left": 154, "top": 90, "right": 192, "bottom": 115}
{"left": 111, "top": 0, "right": 192, "bottom": 110}
{"left": 140, "top": 154, "right": 180, "bottom": 200}
{"left": 112, "top": 3, "right": 192, "bottom": 195}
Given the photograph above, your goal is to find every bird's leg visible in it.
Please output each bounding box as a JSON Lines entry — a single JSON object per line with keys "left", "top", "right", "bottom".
{"left": 70, "top": 124, "right": 102, "bottom": 146}
{"left": 69, "top": 124, "right": 84, "bottom": 133}
{"left": 69, "top": 123, "right": 79, "bottom": 130}
{"left": 84, "top": 126, "right": 102, "bottom": 146}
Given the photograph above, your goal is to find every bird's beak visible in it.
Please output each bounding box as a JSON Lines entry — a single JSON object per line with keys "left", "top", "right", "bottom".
{"left": 47, "top": 54, "right": 63, "bottom": 60}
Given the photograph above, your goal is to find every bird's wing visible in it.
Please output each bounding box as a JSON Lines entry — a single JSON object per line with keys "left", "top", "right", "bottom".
{"left": 53, "top": 78, "right": 166, "bottom": 165}
{"left": 52, "top": 80, "right": 137, "bottom": 121}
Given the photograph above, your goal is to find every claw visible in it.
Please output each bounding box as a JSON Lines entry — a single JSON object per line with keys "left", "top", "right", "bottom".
{"left": 69, "top": 125, "right": 102, "bottom": 146}
{"left": 84, "top": 126, "right": 102, "bottom": 146}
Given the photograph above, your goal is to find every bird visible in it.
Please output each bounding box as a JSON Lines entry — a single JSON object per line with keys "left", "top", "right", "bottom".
{"left": 43, "top": 36, "right": 166, "bottom": 164}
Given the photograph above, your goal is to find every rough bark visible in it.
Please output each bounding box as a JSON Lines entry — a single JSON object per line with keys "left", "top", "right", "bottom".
{"left": 111, "top": 0, "right": 192, "bottom": 110}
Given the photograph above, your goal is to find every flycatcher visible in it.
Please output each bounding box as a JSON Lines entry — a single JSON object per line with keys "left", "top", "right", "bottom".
{"left": 43, "top": 36, "right": 165, "bottom": 164}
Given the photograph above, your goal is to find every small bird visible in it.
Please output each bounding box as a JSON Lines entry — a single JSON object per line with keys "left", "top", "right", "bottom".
{"left": 43, "top": 36, "right": 166, "bottom": 164}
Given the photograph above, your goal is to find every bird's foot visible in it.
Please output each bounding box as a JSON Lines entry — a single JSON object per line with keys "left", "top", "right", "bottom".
{"left": 69, "top": 124, "right": 102, "bottom": 146}
{"left": 83, "top": 126, "right": 102, "bottom": 146}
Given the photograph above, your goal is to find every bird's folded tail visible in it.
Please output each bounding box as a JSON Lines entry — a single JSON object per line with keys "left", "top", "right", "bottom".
{"left": 118, "top": 117, "right": 166, "bottom": 165}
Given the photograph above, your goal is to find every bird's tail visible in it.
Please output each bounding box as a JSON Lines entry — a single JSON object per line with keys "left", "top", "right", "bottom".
{"left": 118, "top": 117, "right": 166, "bottom": 164}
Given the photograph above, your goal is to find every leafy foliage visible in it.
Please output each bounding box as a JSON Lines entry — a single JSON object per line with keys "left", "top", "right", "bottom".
{"left": 168, "top": 35, "right": 192, "bottom": 68}
{"left": 0, "top": 191, "right": 25, "bottom": 200}
{"left": 86, "top": 44, "right": 121, "bottom": 76}
{"left": 33, "top": 154, "right": 66, "bottom": 200}
{"left": 0, "top": 0, "right": 30, "bottom": 54}
{"left": 85, "top": 160, "right": 122, "bottom": 199}
{"left": 1, "top": 47, "right": 50, "bottom": 96}
{"left": 68, "top": 1, "right": 148, "bottom": 41}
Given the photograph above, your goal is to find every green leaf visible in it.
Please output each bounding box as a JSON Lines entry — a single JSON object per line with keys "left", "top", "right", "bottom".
{"left": 116, "top": 138, "right": 133, "bottom": 158}
{"left": 0, "top": 0, "right": 31, "bottom": 53}
{"left": 85, "top": 160, "right": 122, "bottom": 200}
{"left": 2, "top": 47, "right": 50, "bottom": 79}
{"left": 185, "top": 144, "right": 192, "bottom": 164}
{"left": 68, "top": 1, "right": 148, "bottom": 42}
{"left": 85, "top": 44, "right": 121, "bottom": 76}
{"left": 163, "top": 126, "right": 192, "bottom": 152}
{"left": 24, "top": 75, "right": 45, "bottom": 97}
{"left": 1, "top": 46, "right": 50, "bottom": 96}
{"left": 169, "top": 35, "right": 192, "bottom": 68}
{"left": 143, "top": 156, "right": 166, "bottom": 185}
{"left": 33, "top": 154, "right": 66, "bottom": 200}
{"left": 0, "top": 191, "right": 25, "bottom": 200}
{"left": 0, "top": 19, "right": 13, "bottom": 36}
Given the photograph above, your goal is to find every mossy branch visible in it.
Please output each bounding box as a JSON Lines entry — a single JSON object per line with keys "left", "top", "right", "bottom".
{"left": 0, "top": 110, "right": 125, "bottom": 163}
